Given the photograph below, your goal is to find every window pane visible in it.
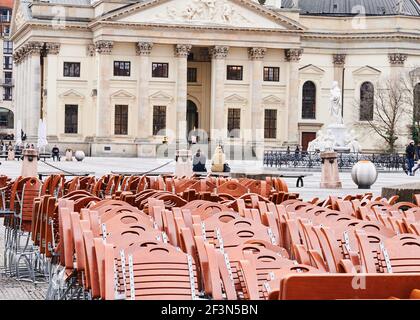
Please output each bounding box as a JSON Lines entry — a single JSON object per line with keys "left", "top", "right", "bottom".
{"left": 153, "top": 105, "right": 166, "bottom": 135}
{"left": 113, "top": 61, "right": 131, "bottom": 77}
{"left": 302, "top": 81, "right": 316, "bottom": 119}
{"left": 187, "top": 68, "right": 197, "bottom": 83}
{"left": 227, "top": 108, "right": 241, "bottom": 137}
{"left": 0, "top": 108, "right": 13, "bottom": 128}
{"left": 227, "top": 66, "right": 243, "bottom": 81}
{"left": 264, "top": 67, "right": 279, "bottom": 82}
{"left": 152, "top": 63, "right": 169, "bottom": 78}
{"left": 63, "top": 62, "right": 81, "bottom": 77}
{"left": 264, "top": 109, "right": 277, "bottom": 139}
{"left": 115, "top": 105, "right": 128, "bottom": 135}
{"left": 65, "top": 105, "right": 78, "bottom": 133}
{"left": 360, "top": 82, "right": 374, "bottom": 121}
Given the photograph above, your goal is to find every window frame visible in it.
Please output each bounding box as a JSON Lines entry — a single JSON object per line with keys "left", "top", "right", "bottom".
{"left": 187, "top": 67, "right": 197, "bottom": 83}
{"left": 226, "top": 65, "right": 243, "bottom": 81}
{"left": 64, "top": 104, "right": 78, "bottom": 134}
{"left": 63, "top": 62, "right": 81, "bottom": 78}
{"left": 113, "top": 61, "right": 131, "bottom": 77}
{"left": 153, "top": 105, "right": 167, "bottom": 135}
{"left": 227, "top": 108, "right": 241, "bottom": 138}
{"left": 114, "top": 104, "right": 129, "bottom": 135}
{"left": 302, "top": 81, "right": 317, "bottom": 120}
{"left": 152, "top": 62, "right": 169, "bottom": 78}
{"left": 263, "top": 66, "right": 280, "bottom": 82}
{"left": 264, "top": 109, "right": 277, "bottom": 139}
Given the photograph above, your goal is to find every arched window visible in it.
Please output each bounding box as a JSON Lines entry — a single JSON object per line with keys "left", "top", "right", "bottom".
{"left": 414, "top": 83, "right": 420, "bottom": 122}
{"left": 0, "top": 108, "right": 13, "bottom": 129}
{"left": 302, "top": 81, "right": 316, "bottom": 119}
{"left": 360, "top": 82, "right": 374, "bottom": 121}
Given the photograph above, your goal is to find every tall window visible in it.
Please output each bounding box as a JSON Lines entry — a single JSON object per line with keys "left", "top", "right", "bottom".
{"left": 227, "top": 108, "right": 241, "bottom": 138}
{"left": 264, "top": 67, "right": 280, "bottom": 82}
{"left": 414, "top": 83, "right": 420, "bottom": 122}
{"left": 65, "top": 105, "right": 78, "bottom": 133}
{"left": 264, "top": 109, "right": 277, "bottom": 139}
{"left": 360, "top": 82, "right": 374, "bottom": 121}
{"left": 227, "top": 66, "right": 243, "bottom": 80}
{"left": 113, "top": 61, "right": 130, "bottom": 77}
{"left": 114, "top": 105, "right": 128, "bottom": 135}
{"left": 3, "top": 87, "right": 12, "bottom": 100}
{"left": 153, "top": 105, "right": 166, "bottom": 135}
{"left": 187, "top": 68, "right": 197, "bottom": 83}
{"left": 4, "top": 72, "right": 12, "bottom": 85}
{"left": 152, "top": 63, "right": 169, "bottom": 78}
{"left": 302, "top": 81, "right": 316, "bottom": 119}
{"left": 63, "top": 62, "right": 80, "bottom": 77}
{"left": 3, "top": 41, "right": 12, "bottom": 54}
{"left": 3, "top": 56, "right": 12, "bottom": 70}
{"left": 0, "top": 108, "right": 13, "bottom": 128}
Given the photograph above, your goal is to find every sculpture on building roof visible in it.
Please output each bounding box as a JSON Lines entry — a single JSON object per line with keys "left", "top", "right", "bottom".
{"left": 330, "top": 81, "right": 343, "bottom": 124}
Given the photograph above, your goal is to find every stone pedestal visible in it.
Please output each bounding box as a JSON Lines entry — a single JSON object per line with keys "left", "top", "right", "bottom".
{"left": 20, "top": 149, "right": 38, "bottom": 177}
{"left": 320, "top": 151, "right": 342, "bottom": 189}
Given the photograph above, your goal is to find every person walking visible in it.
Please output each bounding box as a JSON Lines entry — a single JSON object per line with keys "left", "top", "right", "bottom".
{"left": 405, "top": 140, "right": 416, "bottom": 176}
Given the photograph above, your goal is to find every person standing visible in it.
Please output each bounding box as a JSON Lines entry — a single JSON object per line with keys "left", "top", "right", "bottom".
{"left": 405, "top": 140, "right": 416, "bottom": 176}
{"left": 192, "top": 149, "right": 207, "bottom": 173}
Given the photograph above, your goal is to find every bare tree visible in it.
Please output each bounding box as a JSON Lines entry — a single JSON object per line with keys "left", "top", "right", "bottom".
{"left": 402, "top": 67, "right": 420, "bottom": 143}
{"left": 355, "top": 73, "right": 410, "bottom": 153}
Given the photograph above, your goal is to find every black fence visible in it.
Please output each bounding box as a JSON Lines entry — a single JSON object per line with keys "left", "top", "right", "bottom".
{"left": 263, "top": 150, "right": 407, "bottom": 171}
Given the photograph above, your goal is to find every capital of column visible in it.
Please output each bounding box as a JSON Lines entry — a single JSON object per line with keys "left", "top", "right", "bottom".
{"left": 285, "top": 48, "right": 303, "bottom": 62}
{"left": 210, "top": 46, "right": 229, "bottom": 59}
{"left": 27, "top": 41, "right": 44, "bottom": 56}
{"left": 174, "top": 44, "right": 192, "bottom": 58}
{"left": 87, "top": 44, "right": 95, "bottom": 57}
{"left": 136, "top": 42, "right": 154, "bottom": 56}
{"left": 13, "top": 47, "right": 24, "bottom": 64}
{"left": 388, "top": 53, "right": 407, "bottom": 65}
{"left": 45, "top": 42, "right": 61, "bottom": 55}
{"left": 95, "top": 40, "right": 114, "bottom": 55}
{"left": 248, "top": 47, "right": 267, "bottom": 60}
{"left": 332, "top": 53, "right": 346, "bottom": 66}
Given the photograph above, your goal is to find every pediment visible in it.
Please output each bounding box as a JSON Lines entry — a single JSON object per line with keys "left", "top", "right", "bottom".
{"left": 225, "top": 94, "right": 247, "bottom": 104}
{"left": 111, "top": 89, "right": 136, "bottom": 99}
{"left": 59, "top": 89, "right": 85, "bottom": 99}
{"left": 263, "top": 95, "right": 283, "bottom": 105}
{"left": 353, "top": 66, "right": 382, "bottom": 76}
{"left": 299, "top": 64, "right": 325, "bottom": 75}
{"left": 100, "top": 0, "right": 304, "bottom": 31}
{"left": 149, "top": 91, "right": 173, "bottom": 101}
{"left": 10, "top": 0, "right": 29, "bottom": 36}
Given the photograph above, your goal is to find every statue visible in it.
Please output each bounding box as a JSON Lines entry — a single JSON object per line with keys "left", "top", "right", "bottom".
{"left": 330, "top": 81, "right": 343, "bottom": 124}
{"left": 324, "top": 129, "right": 336, "bottom": 151}
{"left": 307, "top": 130, "right": 324, "bottom": 152}
{"left": 345, "top": 129, "right": 362, "bottom": 153}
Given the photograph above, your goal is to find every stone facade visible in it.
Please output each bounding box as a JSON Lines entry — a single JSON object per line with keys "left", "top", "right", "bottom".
{"left": 9, "top": 0, "right": 420, "bottom": 156}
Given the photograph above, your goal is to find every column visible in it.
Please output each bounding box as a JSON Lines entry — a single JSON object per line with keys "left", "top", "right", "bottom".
{"left": 94, "top": 40, "right": 114, "bottom": 140}
{"left": 27, "top": 41, "right": 43, "bottom": 140}
{"left": 12, "top": 49, "right": 22, "bottom": 131}
{"left": 174, "top": 44, "right": 192, "bottom": 144}
{"left": 333, "top": 54, "right": 346, "bottom": 119}
{"left": 45, "top": 43, "right": 60, "bottom": 138}
{"left": 285, "top": 48, "right": 303, "bottom": 145}
{"left": 135, "top": 42, "right": 153, "bottom": 141}
{"left": 210, "top": 45, "right": 229, "bottom": 142}
{"left": 249, "top": 47, "right": 266, "bottom": 144}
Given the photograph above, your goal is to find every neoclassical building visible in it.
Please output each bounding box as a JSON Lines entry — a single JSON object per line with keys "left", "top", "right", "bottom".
{"left": 9, "top": 0, "right": 420, "bottom": 156}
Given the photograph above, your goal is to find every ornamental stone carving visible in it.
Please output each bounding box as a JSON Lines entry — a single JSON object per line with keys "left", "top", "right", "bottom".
{"left": 210, "top": 46, "right": 229, "bottom": 59}
{"left": 285, "top": 48, "right": 303, "bottom": 62}
{"left": 136, "top": 42, "right": 154, "bottom": 56}
{"left": 248, "top": 47, "right": 267, "bottom": 60}
{"left": 174, "top": 44, "right": 192, "bottom": 58}
{"left": 87, "top": 44, "right": 95, "bottom": 57}
{"left": 388, "top": 53, "right": 407, "bottom": 65}
{"left": 332, "top": 54, "right": 346, "bottom": 66}
{"left": 45, "top": 42, "right": 60, "bottom": 55}
{"left": 27, "top": 41, "right": 44, "bottom": 56}
{"left": 94, "top": 40, "right": 114, "bottom": 54}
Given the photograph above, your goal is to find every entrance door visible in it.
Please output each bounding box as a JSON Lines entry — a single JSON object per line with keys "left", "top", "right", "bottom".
{"left": 186, "top": 100, "right": 199, "bottom": 140}
{"left": 302, "top": 132, "right": 316, "bottom": 151}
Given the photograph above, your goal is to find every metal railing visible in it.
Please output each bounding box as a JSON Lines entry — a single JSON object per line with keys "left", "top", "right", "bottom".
{"left": 263, "top": 150, "right": 406, "bottom": 171}
{"left": 1, "top": 78, "right": 13, "bottom": 86}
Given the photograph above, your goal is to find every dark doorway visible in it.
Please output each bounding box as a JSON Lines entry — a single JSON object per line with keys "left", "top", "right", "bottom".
{"left": 186, "top": 100, "right": 198, "bottom": 139}
{"left": 302, "top": 132, "right": 316, "bottom": 151}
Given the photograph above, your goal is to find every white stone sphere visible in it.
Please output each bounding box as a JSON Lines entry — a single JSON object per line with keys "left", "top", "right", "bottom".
{"left": 351, "top": 160, "right": 378, "bottom": 189}
{"left": 74, "top": 150, "right": 85, "bottom": 162}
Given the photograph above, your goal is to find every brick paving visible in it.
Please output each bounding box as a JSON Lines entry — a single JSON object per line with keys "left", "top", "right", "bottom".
{"left": 0, "top": 220, "right": 47, "bottom": 300}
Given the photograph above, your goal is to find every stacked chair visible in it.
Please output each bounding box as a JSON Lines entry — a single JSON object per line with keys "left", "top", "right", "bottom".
{"left": 1, "top": 173, "right": 420, "bottom": 300}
